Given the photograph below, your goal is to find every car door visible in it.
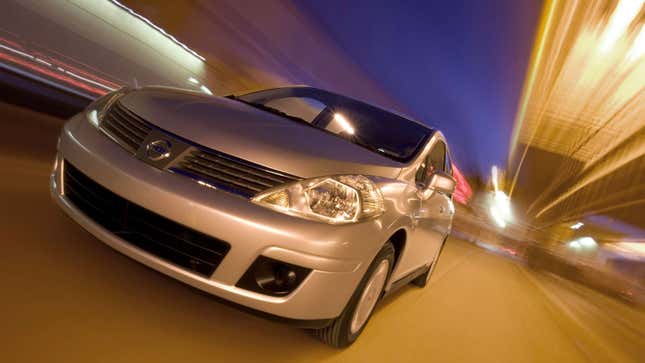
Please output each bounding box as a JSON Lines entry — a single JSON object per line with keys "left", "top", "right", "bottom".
{"left": 412, "top": 139, "right": 453, "bottom": 268}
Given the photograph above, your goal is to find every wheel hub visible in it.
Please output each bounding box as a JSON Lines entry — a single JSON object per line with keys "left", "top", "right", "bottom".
{"left": 350, "top": 259, "right": 389, "bottom": 334}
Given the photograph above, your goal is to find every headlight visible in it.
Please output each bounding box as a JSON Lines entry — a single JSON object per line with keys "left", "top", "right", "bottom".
{"left": 252, "top": 175, "right": 384, "bottom": 224}
{"left": 86, "top": 87, "right": 131, "bottom": 128}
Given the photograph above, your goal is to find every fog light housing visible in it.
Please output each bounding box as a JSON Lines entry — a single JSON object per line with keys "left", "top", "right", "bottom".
{"left": 236, "top": 256, "right": 311, "bottom": 297}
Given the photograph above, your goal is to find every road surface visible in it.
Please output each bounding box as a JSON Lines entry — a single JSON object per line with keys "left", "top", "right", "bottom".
{"left": 1, "top": 102, "right": 643, "bottom": 362}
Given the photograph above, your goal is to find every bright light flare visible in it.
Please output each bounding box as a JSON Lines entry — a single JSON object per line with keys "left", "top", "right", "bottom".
{"left": 200, "top": 85, "right": 213, "bottom": 95}
{"left": 451, "top": 163, "right": 472, "bottom": 205}
{"left": 611, "top": 242, "right": 645, "bottom": 256}
{"left": 489, "top": 190, "right": 512, "bottom": 228}
{"left": 491, "top": 165, "right": 499, "bottom": 192}
{"left": 333, "top": 113, "right": 355, "bottom": 135}
{"left": 570, "top": 222, "right": 584, "bottom": 230}
{"left": 568, "top": 236, "right": 598, "bottom": 250}
{"left": 109, "top": 0, "right": 206, "bottom": 61}
{"left": 599, "top": 0, "right": 644, "bottom": 53}
{"left": 627, "top": 24, "right": 645, "bottom": 61}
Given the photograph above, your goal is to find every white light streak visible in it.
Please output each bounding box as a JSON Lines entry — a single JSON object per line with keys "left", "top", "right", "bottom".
{"left": 200, "top": 85, "right": 213, "bottom": 95}
{"left": 568, "top": 236, "right": 598, "bottom": 250}
{"left": 333, "top": 113, "right": 355, "bottom": 135}
{"left": 627, "top": 24, "right": 645, "bottom": 61}
{"left": 110, "top": 0, "right": 206, "bottom": 61}
{"left": 491, "top": 165, "right": 499, "bottom": 192}
{"left": 599, "top": 0, "right": 644, "bottom": 53}
{"left": 34, "top": 58, "right": 52, "bottom": 67}
{"left": 570, "top": 222, "right": 584, "bottom": 230}
{"left": 489, "top": 190, "right": 512, "bottom": 228}
{"left": 64, "top": 70, "right": 114, "bottom": 91}
{"left": 0, "top": 43, "right": 34, "bottom": 59}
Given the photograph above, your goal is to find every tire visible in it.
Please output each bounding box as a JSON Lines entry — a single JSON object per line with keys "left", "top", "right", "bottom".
{"left": 412, "top": 237, "right": 446, "bottom": 287}
{"left": 313, "top": 242, "right": 395, "bottom": 348}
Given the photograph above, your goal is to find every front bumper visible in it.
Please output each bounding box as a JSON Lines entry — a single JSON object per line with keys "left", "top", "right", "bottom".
{"left": 51, "top": 113, "right": 391, "bottom": 322}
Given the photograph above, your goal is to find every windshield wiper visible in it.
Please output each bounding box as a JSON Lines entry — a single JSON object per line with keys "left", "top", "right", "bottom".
{"left": 226, "top": 95, "right": 314, "bottom": 127}
{"left": 349, "top": 133, "right": 399, "bottom": 158}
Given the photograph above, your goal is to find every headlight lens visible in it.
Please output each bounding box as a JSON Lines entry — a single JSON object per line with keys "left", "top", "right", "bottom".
{"left": 86, "top": 87, "right": 130, "bottom": 128}
{"left": 253, "top": 175, "right": 384, "bottom": 224}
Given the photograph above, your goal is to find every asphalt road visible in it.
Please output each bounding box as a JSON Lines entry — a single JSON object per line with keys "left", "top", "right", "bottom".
{"left": 1, "top": 102, "right": 643, "bottom": 362}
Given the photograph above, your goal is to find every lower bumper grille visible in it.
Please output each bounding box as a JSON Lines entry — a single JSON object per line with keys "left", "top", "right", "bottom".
{"left": 63, "top": 161, "right": 230, "bottom": 277}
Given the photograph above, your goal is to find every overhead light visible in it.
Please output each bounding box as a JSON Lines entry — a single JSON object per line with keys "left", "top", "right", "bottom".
{"left": 188, "top": 77, "right": 199, "bottom": 85}
{"left": 570, "top": 222, "right": 584, "bottom": 230}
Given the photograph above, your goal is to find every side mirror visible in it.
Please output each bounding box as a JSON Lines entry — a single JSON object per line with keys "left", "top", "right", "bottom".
{"left": 428, "top": 171, "right": 456, "bottom": 196}
{"left": 417, "top": 171, "right": 456, "bottom": 200}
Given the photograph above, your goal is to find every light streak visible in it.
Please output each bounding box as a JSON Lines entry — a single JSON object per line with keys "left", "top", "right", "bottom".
{"left": 109, "top": 0, "right": 206, "bottom": 61}
{"left": 599, "top": 0, "right": 644, "bottom": 53}
{"left": 333, "top": 113, "right": 355, "bottom": 135}
{"left": 508, "top": 0, "right": 559, "bottom": 198}
{"left": 200, "top": 85, "right": 213, "bottom": 95}
{"left": 627, "top": 24, "right": 645, "bottom": 61}
{"left": 570, "top": 222, "right": 584, "bottom": 230}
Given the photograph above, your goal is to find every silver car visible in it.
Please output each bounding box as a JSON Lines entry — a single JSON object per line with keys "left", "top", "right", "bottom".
{"left": 51, "top": 85, "right": 456, "bottom": 347}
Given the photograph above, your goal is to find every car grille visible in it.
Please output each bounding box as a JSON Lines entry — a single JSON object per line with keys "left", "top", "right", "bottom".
{"left": 63, "top": 161, "right": 230, "bottom": 277}
{"left": 99, "top": 101, "right": 299, "bottom": 197}
{"left": 172, "top": 149, "right": 298, "bottom": 198}
{"left": 100, "top": 101, "right": 152, "bottom": 153}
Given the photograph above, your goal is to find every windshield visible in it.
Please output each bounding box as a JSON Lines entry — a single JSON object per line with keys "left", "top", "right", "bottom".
{"left": 237, "top": 87, "right": 432, "bottom": 163}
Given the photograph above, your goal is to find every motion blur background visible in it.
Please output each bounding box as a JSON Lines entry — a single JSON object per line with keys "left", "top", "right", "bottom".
{"left": 1, "top": 0, "right": 643, "bottom": 362}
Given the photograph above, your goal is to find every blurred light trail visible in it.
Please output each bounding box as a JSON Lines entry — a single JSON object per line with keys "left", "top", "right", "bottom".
{"left": 508, "top": 0, "right": 558, "bottom": 196}
{"left": 491, "top": 165, "right": 500, "bottom": 192}
{"left": 507, "top": 0, "right": 645, "bottom": 226}
{"left": 570, "top": 222, "right": 584, "bottom": 230}
{"left": 568, "top": 236, "right": 598, "bottom": 250}
{"left": 627, "top": 24, "right": 645, "bottom": 61}
{"left": 0, "top": 45, "right": 114, "bottom": 97}
{"left": 451, "top": 163, "right": 472, "bottom": 205}
{"left": 609, "top": 242, "right": 645, "bottom": 257}
{"left": 599, "top": 0, "right": 644, "bottom": 52}
{"left": 0, "top": 33, "right": 120, "bottom": 98}
{"left": 490, "top": 190, "right": 512, "bottom": 229}
{"left": 109, "top": 0, "right": 205, "bottom": 61}
{"left": 200, "top": 85, "right": 213, "bottom": 95}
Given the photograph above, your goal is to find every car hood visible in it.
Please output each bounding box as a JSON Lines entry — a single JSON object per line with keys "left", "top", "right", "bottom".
{"left": 119, "top": 87, "right": 403, "bottom": 179}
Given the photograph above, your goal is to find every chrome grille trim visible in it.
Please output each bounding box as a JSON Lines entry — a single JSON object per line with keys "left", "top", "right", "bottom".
{"left": 99, "top": 101, "right": 151, "bottom": 153}
{"left": 98, "top": 101, "right": 300, "bottom": 198}
{"left": 172, "top": 149, "right": 299, "bottom": 198}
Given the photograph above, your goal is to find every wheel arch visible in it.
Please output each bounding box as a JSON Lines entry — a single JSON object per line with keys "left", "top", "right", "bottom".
{"left": 388, "top": 228, "right": 407, "bottom": 272}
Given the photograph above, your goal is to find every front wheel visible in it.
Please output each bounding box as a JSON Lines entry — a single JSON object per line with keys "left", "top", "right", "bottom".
{"left": 313, "top": 242, "right": 394, "bottom": 348}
